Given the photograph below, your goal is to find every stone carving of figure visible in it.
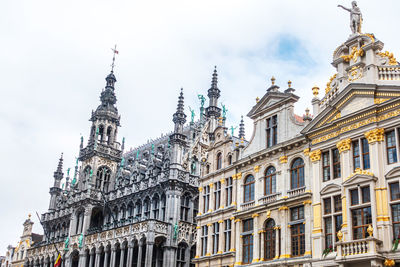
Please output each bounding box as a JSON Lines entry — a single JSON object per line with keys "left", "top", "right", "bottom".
{"left": 338, "top": 1, "right": 362, "bottom": 34}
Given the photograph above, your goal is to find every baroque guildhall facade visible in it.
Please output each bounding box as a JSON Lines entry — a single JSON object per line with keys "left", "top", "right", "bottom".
{"left": 25, "top": 2, "right": 400, "bottom": 267}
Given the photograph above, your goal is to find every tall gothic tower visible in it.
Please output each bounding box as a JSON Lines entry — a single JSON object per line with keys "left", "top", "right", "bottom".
{"left": 78, "top": 69, "right": 122, "bottom": 193}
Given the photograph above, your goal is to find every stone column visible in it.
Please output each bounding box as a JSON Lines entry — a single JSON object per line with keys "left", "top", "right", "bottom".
{"left": 206, "top": 223, "right": 213, "bottom": 256}
{"left": 119, "top": 245, "right": 126, "bottom": 267}
{"left": 304, "top": 202, "right": 312, "bottom": 257}
{"left": 279, "top": 207, "right": 289, "bottom": 259}
{"left": 110, "top": 247, "right": 116, "bottom": 267}
{"left": 236, "top": 173, "right": 243, "bottom": 207}
{"left": 234, "top": 219, "right": 241, "bottom": 265}
{"left": 209, "top": 183, "right": 215, "bottom": 212}
{"left": 253, "top": 165, "right": 262, "bottom": 204}
{"left": 274, "top": 227, "right": 280, "bottom": 259}
{"left": 259, "top": 230, "right": 265, "bottom": 261}
{"left": 103, "top": 248, "right": 109, "bottom": 267}
{"left": 252, "top": 214, "right": 260, "bottom": 263}
{"left": 198, "top": 187, "right": 204, "bottom": 216}
{"left": 218, "top": 220, "right": 224, "bottom": 254}
{"left": 137, "top": 241, "right": 143, "bottom": 267}
{"left": 94, "top": 247, "right": 101, "bottom": 267}
{"left": 127, "top": 243, "right": 134, "bottom": 267}
{"left": 89, "top": 250, "right": 95, "bottom": 267}
{"left": 78, "top": 252, "right": 87, "bottom": 267}
{"left": 220, "top": 178, "right": 226, "bottom": 209}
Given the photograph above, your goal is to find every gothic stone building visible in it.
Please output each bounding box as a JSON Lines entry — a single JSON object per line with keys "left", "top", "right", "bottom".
{"left": 26, "top": 68, "right": 226, "bottom": 267}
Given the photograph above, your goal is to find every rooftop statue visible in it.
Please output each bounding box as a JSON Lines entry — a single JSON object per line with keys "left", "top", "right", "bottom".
{"left": 338, "top": 1, "right": 362, "bottom": 34}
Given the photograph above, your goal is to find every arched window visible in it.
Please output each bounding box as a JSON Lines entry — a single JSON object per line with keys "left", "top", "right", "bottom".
{"left": 83, "top": 166, "right": 92, "bottom": 189}
{"left": 244, "top": 175, "right": 255, "bottom": 202}
{"left": 206, "top": 165, "right": 210, "bottom": 175}
{"left": 143, "top": 198, "right": 150, "bottom": 218}
{"left": 152, "top": 195, "right": 160, "bottom": 219}
{"left": 106, "top": 126, "right": 112, "bottom": 145}
{"left": 180, "top": 194, "right": 191, "bottom": 221}
{"left": 98, "top": 125, "right": 104, "bottom": 142}
{"left": 127, "top": 202, "right": 134, "bottom": 218}
{"left": 216, "top": 153, "right": 222, "bottom": 170}
{"left": 176, "top": 243, "right": 187, "bottom": 267}
{"left": 264, "top": 219, "right": 276, "bottom": 260}
{"left": 228, "top": 154, "right": 233, "bottom": 165}
{"left": 161, "top": 195, "right": 166, "bottom": 221}
{"left": 265, "top": 166, "right": 276, "bottom": 195}
{"left": 290, "top": 158, "right": 305, "bottom": 189}
{"left": 120, "top": 204, "right": 126, "bottom": 221}
{"left": 96, "top": 166, "right": 111, "bottom": 192}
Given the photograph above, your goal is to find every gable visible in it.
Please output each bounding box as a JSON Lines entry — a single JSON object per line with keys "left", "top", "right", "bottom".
{"left": 247, "top": 92, "right": 298, "bottom": 119}
{"left": 386, "top": 166, "right": 400, "bottom": 180}
{"left": 342, "top": 173, "right": 376, "bottom": 187}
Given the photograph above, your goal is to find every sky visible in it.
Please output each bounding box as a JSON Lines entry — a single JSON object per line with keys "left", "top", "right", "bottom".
{"left": 1, "top": 0, "right": 399, "bottom": 253}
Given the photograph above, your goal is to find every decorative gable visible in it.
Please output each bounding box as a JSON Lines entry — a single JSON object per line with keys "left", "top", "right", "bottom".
{"left": 320, "top": 183, "right": 341, "bottom": 195}
{"left": 386, "top": 166, "right": 400, "bottom": 180}
{"left": 342, "top": 171, "right": 377, "bottom": 187}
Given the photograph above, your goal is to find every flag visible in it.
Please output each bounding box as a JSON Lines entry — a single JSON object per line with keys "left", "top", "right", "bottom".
{"left": 54, "top": 253, "right": 61, "bottom": 267}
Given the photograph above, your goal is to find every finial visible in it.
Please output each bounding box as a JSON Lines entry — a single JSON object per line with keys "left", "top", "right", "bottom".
{"left": 211, "top": 66, "right": 218, "bottom": 88}
{"left": 256, "top": 97, "right": 260, "bottom": 103}
{"left": 288, "top": 80, "right": 292, "bottom": 88}
{"left": 239, "top": 116, "right": 245, "bottom": 139}
{"left": 312, "top": 86, "right": 319, "bottom": 97}
{"left": 28, "top": 213, "right": 31, "bottom": 219}
{"left": 271, "top": 76, "right": 276, "bottom": 85}
{"left": 56, "top": 153, "right": 64, "bottom": 173}
{"left": 110, "top": 45, "right": 119, "bottom": 72}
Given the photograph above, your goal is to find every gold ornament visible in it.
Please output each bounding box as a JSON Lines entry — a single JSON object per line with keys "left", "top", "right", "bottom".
{"left": 365, "top": 128, "right": 385, "bottom": 144}
{"left": 337, "top": 230, "right": 343, "bottom": 241}
{"left": 312, "top": 86, "right": 319, "bottom": 97}
{"left": 309, "top": 149, "right": 322, "bottom": 162}
{"left": 336, "top": 138, "right": 352, "bottom": 153}
{"left": 367, "top": 224, "right": 373, "bottom": 237}
{"left": 279, "top": 156, "right": 288, "bottom": 163}
{"left": 378, "top": 51, "right": 398, "bottom": 66}
{"left": 341, "top": 46, "right": 364, "bottom": 62}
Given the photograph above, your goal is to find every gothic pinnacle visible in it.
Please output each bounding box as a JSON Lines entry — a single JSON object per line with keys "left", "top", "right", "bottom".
{"left": 211, "top": 66, "right": 218, "bottom": 89}
{"left": 173, "top": 88, "right": 187, "bottom": 132}
{"left": 239, "top": 116, "right": 245, "bottom": 139}
{"left": 57, "top": 153, "right": 63, "bottom": 173}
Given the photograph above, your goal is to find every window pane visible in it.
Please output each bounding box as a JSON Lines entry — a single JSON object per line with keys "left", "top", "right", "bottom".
{"left": 362, "top": 186, "right": 370, "bottom": 203}
{"left": 361, "top": 138, "right": 370, "bottom": 169}
{"left": 391, "top": 183, "right": 400, "bottom": 201}
{"left": 353, "top": 140, "right": 361, "bottom": 169}
{"left": 387, "top": 131, "right": 398, "bottom": 164}
{"left": 334, "top": 195, "right": 342, "bottom": 212}
{"left": 392, "top": 204, "right": 400, "bottom": 239}
{"left": 333, "top": 148, "right": 341, "bottom": 178}
{"left": 324, "top": 198, "right": 331, "bottom": 214}
{"left": 350, "top": 189, "right": 359, "bottom": 205}
{"left": 322, "top": 152, "right": 330, "bottom": 182}
{"left": 334, "top": 215, "right": 343, "bottom": 241}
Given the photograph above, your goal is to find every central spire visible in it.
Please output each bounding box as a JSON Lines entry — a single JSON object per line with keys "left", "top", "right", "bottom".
{"left": 206, "top": 66, "right": 222, "bottom": 118}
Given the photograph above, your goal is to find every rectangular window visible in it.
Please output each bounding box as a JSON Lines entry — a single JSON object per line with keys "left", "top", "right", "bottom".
{"left": 361, "top": 186, "right": 370, "bottom": 203}
{"left": 390, "top": 183, "right": 400, "bottom": 201}
{"left": 332, "top": 148, "right": 341, "bottom": 179}
{"left": 350, "top": 189, "right": 359, "bottom": 206}
{"left": 214, "top": 182, "right": 221, "bottom": 210}
{"left": 361, "top": 138, "right": 370, "bottom": 169}
{"left": 324, "top": 217, "right": 332, "bottom": 249}
{"left": 387, "top": 131, "right": 398, "bottom": 164}
{"left": 242, "top": 234, "right": 253, "bottom": 264}
{"left": 201, "top": 226, "right": 208, "bottom": 256}
{"left": 226, "top": 177, "right": 233, "bottom": 206}
{"left": 291, "top": 206, "right": 305, "bottom": 221}
{"left": 242, "top": 218, "right": 254, "bottom": 264}
{"left": 212, "top": 222, "right": 219, "bottom": 254}
{"left": 203, "top": 186, "right": 210, "bottom": 213}
{"left": 322, "top": 152, "right": 331, "bottom": 182}
{"left": 392, "top": 203, "right": 400, "bottom": 239}
{"left": 324, "top": 198, "right": 331, "bottom": 214}
{"left": 224, "top": 219, "right": 232, "bottom": 252}
{"left": 291, "top": 224, "right": 305, "bottom": 257}
{"left": 266, "top": 115, "right": 278, "bottom": 148}
{"left": 353, "top": 140, "right": 361, "bottom": 170}
{"left": 334, "top": 215, "right": 343, "bottom": 241}
{"left": 352, "top": 207, "right": 372, "bottom": 239}
{"left": 334, "top": 195, "right": 342, "bottom": 212}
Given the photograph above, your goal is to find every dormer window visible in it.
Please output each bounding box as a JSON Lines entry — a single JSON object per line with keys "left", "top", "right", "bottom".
{"left": 266, "top": 115, "right": 278, "bottom": 148}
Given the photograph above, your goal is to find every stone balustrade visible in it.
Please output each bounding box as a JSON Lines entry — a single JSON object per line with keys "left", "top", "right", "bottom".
{"left": 240, "top": 201, "right": 255, "bottom": 210}
{"left": 287, "top": 186, "right": 306, "bottom": 197}
{"left": 259, "top": 192, "right": 281, "bottom": 204}
{"left": 378, "top": 66, "right": 400, "bottom": 81}
{"left": 336, "top": 237, "right": 382, "bottom": 260}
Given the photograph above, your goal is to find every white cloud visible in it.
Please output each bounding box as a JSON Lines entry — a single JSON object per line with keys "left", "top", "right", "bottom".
{"left": 0, "top": 0, "right": 399, "bottom": 252}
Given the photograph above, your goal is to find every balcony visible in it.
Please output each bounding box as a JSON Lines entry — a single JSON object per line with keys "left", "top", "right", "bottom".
{"left": 287, "top": 186, "right": 306, "bottom": 198}
{"left": 336, "top": 237, "right": 382, "bottom": 261}
{"left": 240, "top": 201, "right": 255, "bottom": 210}
{"left": 259, "top": 192, "right": 281, "bottom": 205}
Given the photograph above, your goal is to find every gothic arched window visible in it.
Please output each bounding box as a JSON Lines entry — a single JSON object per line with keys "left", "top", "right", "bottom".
{"left": 152, "top": 195, "right": 160, "bottom": 219}
{"left": 96, "top": 166, "right": 111, "bottom": 192}
{"left": 264, "top": 219, "right": 276, "bottom": 260}
{"left": 176, "top": 243, "right": 188, "bottom": 267}
{"left": 265, "top": 166, "right": 276, "bottom": 196}
{"left": 244, "top": 175, "right": 255, "bottom": 203}
{"left": 161, "top": 194, "right": 166, "bottom": 221}
{"left": 180, "top": 194, "right": 191, "bottom": 221}
{"left": 144, "top": 198, "right": 150, "bottom": 218}
{"left": 106, "top": 126, "right": 112, "bottom": 145}
{"left": 83, "top": 166, "right": 91, "bottom": 189}
{"left": 291, "top": 158, "right": 305, "bottom": 189}
{"left": 216, "top": 153, "right": 222, "bottom": 170}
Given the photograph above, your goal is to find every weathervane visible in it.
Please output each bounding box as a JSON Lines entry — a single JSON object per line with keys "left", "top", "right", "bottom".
{"left": 111, "top": 44, "right": 119, "bottom": 72}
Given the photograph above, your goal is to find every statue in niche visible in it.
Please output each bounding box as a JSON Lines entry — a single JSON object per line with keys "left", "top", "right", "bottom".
{"left": 338, "top": 1, "right": 362, "bottom": 34}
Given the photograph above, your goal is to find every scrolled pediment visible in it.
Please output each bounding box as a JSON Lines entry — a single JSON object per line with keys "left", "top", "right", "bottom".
{"left": 320, "top": 183, "right": 341, "bottom": 195}
{"left": 386, "top": 166, "right": 400, "bottom": 180}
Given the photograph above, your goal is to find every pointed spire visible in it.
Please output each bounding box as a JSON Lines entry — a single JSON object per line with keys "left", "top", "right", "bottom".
{"left": 53, "top": 153, "right": 64, "bottom": 184}
{"left": 211, "top": 66, "right": 218, "bottom": 89}
{"left": 172, "top": 88, "right": 187, "bottom": 134}
{"left": 56, "top": 153, "right": 63, "bottom": 174}
{"left": 239, "top": 116, "right": 245, "bottom": 139}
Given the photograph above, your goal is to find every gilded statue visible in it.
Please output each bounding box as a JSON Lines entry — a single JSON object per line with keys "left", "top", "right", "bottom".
{"left": 338, "top": 1, "right": 362, "bottom": 34}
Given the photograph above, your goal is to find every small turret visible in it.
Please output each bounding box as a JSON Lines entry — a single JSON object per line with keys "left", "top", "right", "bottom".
{"left": 239, "top": 116, "right": 245, "bottom": 139}
{"left": 170, "top": 89, "right": 187, "bottom": 166}
{"left": 205, "top": 66, "right": 222, "bottom": 118}
{"left": 49, "top": 153, "right": 64, "bottom": 211}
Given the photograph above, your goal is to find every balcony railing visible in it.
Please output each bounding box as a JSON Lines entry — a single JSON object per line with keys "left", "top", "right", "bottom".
{"left": 240, "top": 201, "right": 255, "bottom": 210}
{"left": 378, "top": 66, "right": 400, "bottom": 81}
{"left": 336, "top": 237, "right": 382, "bottom": 259}
{"left": 287, "top": 186, "right": 306, "bottom": 197}
{"left": 259, "top": 193, "right": 281, "bottom": 205}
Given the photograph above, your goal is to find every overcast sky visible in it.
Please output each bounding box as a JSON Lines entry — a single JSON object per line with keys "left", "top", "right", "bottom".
{"left": 1, "top": 0, "right": 399, "bottom": 253}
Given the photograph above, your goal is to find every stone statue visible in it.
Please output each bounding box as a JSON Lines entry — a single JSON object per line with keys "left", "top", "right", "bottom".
{"left": 189, "top": 107, "right": 195, "bottom": 123}
{"left": 222, "top": 104, "right": 228, "bottom": 118}
{"left": 173, "top": 223, "right": 179, "bottom": 240}
{"left": 191, "top": 160, "right": 196, "bottom": 175}
{"left": 230, "top": 126, "right": 237, "bottom": 136}
{"left": 78, "top": 233, "right": 84, "bottom": 248}
{"left": 338, "top": 1, "right": 362, "bottom": 34}
{"left": 197, "top": 94, "right": 206, "bottom": 108}
{"left": 64, "top": 237, "right": 69, "bottom": 251}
